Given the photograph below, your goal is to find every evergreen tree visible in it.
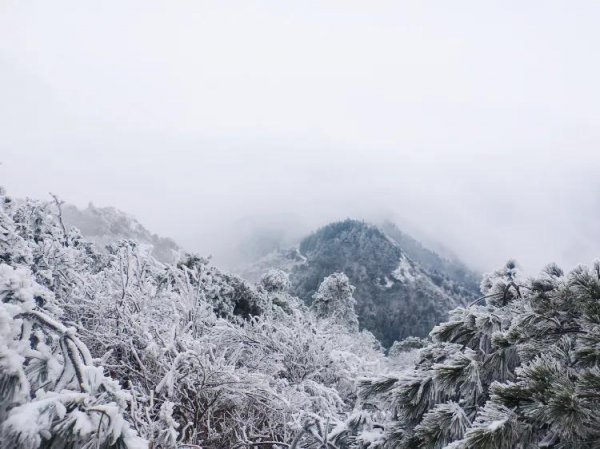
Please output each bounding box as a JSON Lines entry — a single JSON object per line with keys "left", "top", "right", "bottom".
{"left": 357, "top": 260, "right": 600, "bottom": 449}
{"left": 312, "top": 272, "right": 360, "bottom": 331}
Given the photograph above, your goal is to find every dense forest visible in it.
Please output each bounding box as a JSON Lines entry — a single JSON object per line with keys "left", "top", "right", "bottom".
{"left": 2, "top": 188, "right": 600, "bottom": 449}
{"left": 289, "top": 220, "right": 480, "bottom": 346}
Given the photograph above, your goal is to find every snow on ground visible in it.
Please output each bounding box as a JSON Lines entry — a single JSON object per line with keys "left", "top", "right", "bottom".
{"left": 392, "top": 255, "right": 419, "bottom": 283}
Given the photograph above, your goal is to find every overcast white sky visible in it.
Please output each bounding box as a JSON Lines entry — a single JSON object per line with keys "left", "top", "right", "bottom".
{"left": 1, "top": 0, "right": 599, "bottom": 273}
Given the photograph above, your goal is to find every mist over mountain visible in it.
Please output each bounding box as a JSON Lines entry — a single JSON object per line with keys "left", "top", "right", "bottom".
{"left": 379, "top": 220, "right": 481, "bottom": 292}
{"left": 62, "top": 200, "right": 480, "bottom": 347}
{"left": 219, "top": 213, "right": 309, "bottom": 270}
{"left": 3, "top": 2, "right": 599, "bottom": 446}
{"left": 4, "top": 189, "right": 600, "bottom": 449}
{"left": 62, "top": 203, "right": 181, "bottom": 263}
{"left": 242, "top": 219, "right": 481, "bottom": 347}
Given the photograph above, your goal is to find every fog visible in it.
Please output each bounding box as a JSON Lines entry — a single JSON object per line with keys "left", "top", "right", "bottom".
{"left": 1, "top": 1, "right": 599, "bottom": 273}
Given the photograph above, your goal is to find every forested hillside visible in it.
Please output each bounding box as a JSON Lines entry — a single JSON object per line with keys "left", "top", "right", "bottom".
{"left": 379, "top": 221, "right": 480, "bottom": 293}
{"left": 2, "top": 189, "right": 600, "bottom": 449}
{"left": 286, "top": 220, "right": 479, "bottom": 347}
{"left": 67, "top": 209, "right": 480, "bottom": 348}
{"left": 356, "top": 260, "right": 600, "bottom": 448}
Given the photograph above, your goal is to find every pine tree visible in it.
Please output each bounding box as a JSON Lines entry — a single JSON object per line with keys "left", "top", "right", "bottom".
{"left": 459, "top": 261, "right": 600, "bottom": 448}
{"left": 357, "top": 260, "right": 600, "bottom": 449}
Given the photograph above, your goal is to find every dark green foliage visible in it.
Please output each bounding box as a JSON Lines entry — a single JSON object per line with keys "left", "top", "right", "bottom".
{"left": 221, "top": 273, "right": 265, "bottom": 318}
{"left": 290, "top": 220, "right": 478, "bottom": 347}
{"left": 414, "top": 402, "right": 470, "bottom": 449}
{"left": 359, "top": 260, "right": 600, "bottom": 449}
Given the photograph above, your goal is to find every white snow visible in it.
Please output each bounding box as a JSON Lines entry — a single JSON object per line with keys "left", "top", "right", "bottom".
{"left": 392, "top": 256, "right": 418, "bottom": 283}
{"left": 487, "top": 418, "right": 507, "bottom": 431}
{"left": 383, "top": 276, "right": 394, "bottom": 288}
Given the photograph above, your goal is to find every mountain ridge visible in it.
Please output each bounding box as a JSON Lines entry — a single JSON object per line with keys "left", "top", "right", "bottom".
{"left": 59, "top": 202, "right": 481, "bottom": 347}
{"left": 243, "top": 219, "right": 481, "bottom": 347}
{"left": 62, "top": 203, "right": 181, "bottom": 264}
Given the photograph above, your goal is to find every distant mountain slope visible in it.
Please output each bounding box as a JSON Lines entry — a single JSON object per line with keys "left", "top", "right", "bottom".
{"left": 379, "top": 220, "right": 481, "bottom": 293}
{"left": 246, "top": 219, "right": 480, "bottom": 347}
{"left": 62, "top": 203, "right": 180, "bottom": 263}
{"left": 240, "top": 247, "right": 307, "bottom": 283}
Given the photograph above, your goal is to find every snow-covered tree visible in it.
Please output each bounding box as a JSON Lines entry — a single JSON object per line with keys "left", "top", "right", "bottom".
{"left": 0, "top": 188, "right": 388, "bottom": 448}
{"left": 355, "top": 260, "right": 600, "bottom": 449}
{"left": 257, "top": 268, "right": 306, "bottom": 317}
{"left": 21, "top": 184, "right": 600, "bottom": 449}
{"left": 259, "top": 268, "right": 291, "bottom": 293}
{"left": 312, "top": 273, "right": 359, "bottom": 332}
{"left": 0, "top": 264, "right": 146, "bottom": 449}
{"left": 457, "top": 261, "right": 600, "bottom": 448}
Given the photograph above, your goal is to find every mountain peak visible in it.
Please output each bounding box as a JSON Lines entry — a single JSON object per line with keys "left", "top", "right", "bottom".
{"left": 239, "top": 218, "right": 481, "bottom": 348}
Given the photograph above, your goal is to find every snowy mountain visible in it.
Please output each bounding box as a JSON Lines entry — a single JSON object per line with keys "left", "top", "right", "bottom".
{"left": 244, "top": 219, "right": 480, "bottom": 347}
{"left": 0, "top": 189, "right": 384, "bottom": 449}
{"left": 379, "top": 220, "right": 481, "bottom": 292}
{"left": 62, "top": 203, "right": 181, "bottom": 263}
{"left": 62, "top": 202, "right": 479, "bottom": 347}
{"left": 3, "top": 189, "right": 600, "bottom": 449}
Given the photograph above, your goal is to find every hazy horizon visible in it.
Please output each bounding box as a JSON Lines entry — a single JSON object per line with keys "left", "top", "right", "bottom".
{"left": 2, "top": 1, "right": 600, "bottom": 274}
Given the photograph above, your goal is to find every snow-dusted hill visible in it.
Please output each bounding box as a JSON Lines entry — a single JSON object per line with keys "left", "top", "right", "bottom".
{"left": 62, "top": 203, "right": 181, "bottom": 263}
{"left": 241, "top": 219, "right": 480, "bottom": 347}
{"left": 61, "top": 200, "right": 480, "bottom": 346}
{"left": 4, "top": 189, "right": 599, "bottom": 449}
